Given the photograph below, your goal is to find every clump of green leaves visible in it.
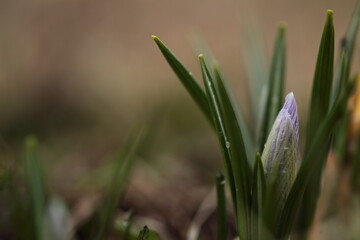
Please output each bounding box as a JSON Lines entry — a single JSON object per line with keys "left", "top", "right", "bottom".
{"left": 153, "top": 1, "right": 360, "bottom": 239}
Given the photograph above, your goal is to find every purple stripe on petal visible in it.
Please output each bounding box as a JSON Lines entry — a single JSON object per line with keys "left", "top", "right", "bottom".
{"left": 281, "top": 92, "right": 299, "bottom": 141}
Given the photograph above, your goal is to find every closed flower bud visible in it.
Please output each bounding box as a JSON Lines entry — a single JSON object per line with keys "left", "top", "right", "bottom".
{"left": 261, "top": 92, "right": 301, "bottom": 204}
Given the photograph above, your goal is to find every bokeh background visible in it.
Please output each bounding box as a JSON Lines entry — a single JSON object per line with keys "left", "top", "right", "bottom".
{"left": 0, "top": 0, "right": 358, "bottom": 239}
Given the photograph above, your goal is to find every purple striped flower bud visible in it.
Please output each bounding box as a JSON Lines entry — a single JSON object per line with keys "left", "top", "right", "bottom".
{"left": 261, "top": 92, "right": 301, "bottom": 204}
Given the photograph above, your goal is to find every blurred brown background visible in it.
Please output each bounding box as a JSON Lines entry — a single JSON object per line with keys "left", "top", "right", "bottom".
{"left": 0, "top": 0, "right": 358, "bottom": 239}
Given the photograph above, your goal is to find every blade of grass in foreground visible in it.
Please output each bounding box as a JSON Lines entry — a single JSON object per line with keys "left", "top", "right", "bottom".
{"left": 213, "top": 64, "right": 255, "bottom": 167}
{"left": 25, "top": 136, "right": 46, "bottom": 240}
{"left": 306, "top": 10, "right": 335, "bottom": 148}
{"left": 152, "top": 36, "right": 213, "bottom": 126}
{"left": 123, "top": 211, "right": 134, "bottom": 240}
{"left": 200, "top": 55, "right": 252, "bottom": 239}
{"left": 114, "top": 212, "right": 139, "bottom": 240}
{"left": 251, "top": 153, "right": 266, "bottom": 240}
{"left": 95, "top": 127, "right": 145, "bottom": 240}
{"left": 258, "top": 24, "right": 286, "bottom": 151}
{"left": 333, "top": 53, "right": 350, "bottom": 165}
{"left": 331, "top": 0, "right": 360, "bottom": 106}
{"left": 201, "top": 55, "right": 252, "bottom": 239}
{"left": 198, "top": 55, "right": 238, "bottom": 217}
{"left": 216, "top": 173, "right": 227, "bottom": 240}
{"left": 300, "top": 10, "right": 335, "bottom": 232}
{"left": 341, "top": 0, "right": 360, "bottom": 63}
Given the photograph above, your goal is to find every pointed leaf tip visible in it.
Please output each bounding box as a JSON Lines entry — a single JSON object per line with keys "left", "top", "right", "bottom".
{"left": 278, "top": 22, "right": 287, "bottom": 31}
{"left": 327, "top": 9, "right": 334, "bottom": 17}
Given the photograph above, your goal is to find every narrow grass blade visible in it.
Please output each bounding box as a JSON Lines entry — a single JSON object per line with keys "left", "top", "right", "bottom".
{"left": 341, "top": 0, "right": 360, "bottom": 63}
{"left": 334, "top": 110, "right": 350, "bottom": 165}
{"left": 152, "top": 36, "right": 213, "bottom": 126}
{"left": 258, "top": 24, "right": 286, "bottom": 151}
{"left": 25, "top": 136, "right": 46, "bottom": 240}
{"left": 95, "top": 127, "right": 145, "bottom": 240}
{"left": 114, "top": 212, "right": 139, "bottom": 240}
{"left": 277, "top": 89, "right": 348, "bottom": 239}
{"left": 332, "top": 0, "right": 360, "bottom": 106}
{"left": 205, "top": 57, "right": 252, "bottom": 239}
{"left": 198, "top": 55, "right": 237, "bottom": 214}
{"left": 123, "top": 211, "right": 134, "bottom": 240}
{"left": 216, "top": 173, "right": 227, "bottom": 240}
{"left": 306, "top": 10, "right": 335, "bottom": 145}
{"left": 213, "top": 64, "right": 255, "bottom": 167}
{"left": 251, "top": 153, "right": 266, "bottom": 240}
{"left": 300, "top": 10, "right": 335, "bottom": 232}
{"left": 200, "top": 55, "right": 252, "bottom": 239}
{"left": 331, "top": 52, "right": 349, "bottom": 110}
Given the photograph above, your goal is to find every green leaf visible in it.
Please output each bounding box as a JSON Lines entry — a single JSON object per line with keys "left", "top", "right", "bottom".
{"left": 331, "top": 52, "right": 349, "bottom": 110}
{"left": 123, "top": 211, "right": 135, "bottom": 240}
{"left": 300, "top": 10, "right": 335, "bottom": 232}
{"left": 213, "top": 64, "right": 255, "bottom": 167}
{"left": 198, "top": 54, "right": 238, "bottom": 217}
{"left": 114, "top": 212, "right": 139, "bottom": 240}
{"left": 334, "top": 109, "right": 350, "bottom": 165}
{"left": 95, "top": 127, "right": 145, "bottom": 240}
{"left": 152, "top": 35, "right": 213, "bottom": 126}
{"left": 251, "top": 153, "right": 266, "bottom": 240}
{"left": 216, "top": 173, "right": 228, "bottom": 240}
{"left": 200, "top": 55, "right": 252, "bottom": 239}
{"left": 342, "top": 0, "right": 360, "bottom": 63}
{"left": 258, "top": 24, "right": 286, "bottom": 151}
{"left": 24, "top": 136, "right": 46, "bottom": 240}
{"left": 306, "top": 10, "right": 335, "bottom": 145}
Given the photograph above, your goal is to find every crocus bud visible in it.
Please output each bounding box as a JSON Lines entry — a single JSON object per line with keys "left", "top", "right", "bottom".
{"left": 261, "top": 92, "right": 301, "bottom": 203}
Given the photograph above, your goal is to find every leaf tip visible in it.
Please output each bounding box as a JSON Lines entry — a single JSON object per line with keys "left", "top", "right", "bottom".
{"left": 152, "top": 35, "right": 161, "bottom": 44}
{"left": 327, "top": 9, "right": 334, "bottom": 19}
{"left": 198, "top": 54, "right": 206, "bottom": 66}
{"left": 278, "top": 22, "right": 287, "bottom": 31}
